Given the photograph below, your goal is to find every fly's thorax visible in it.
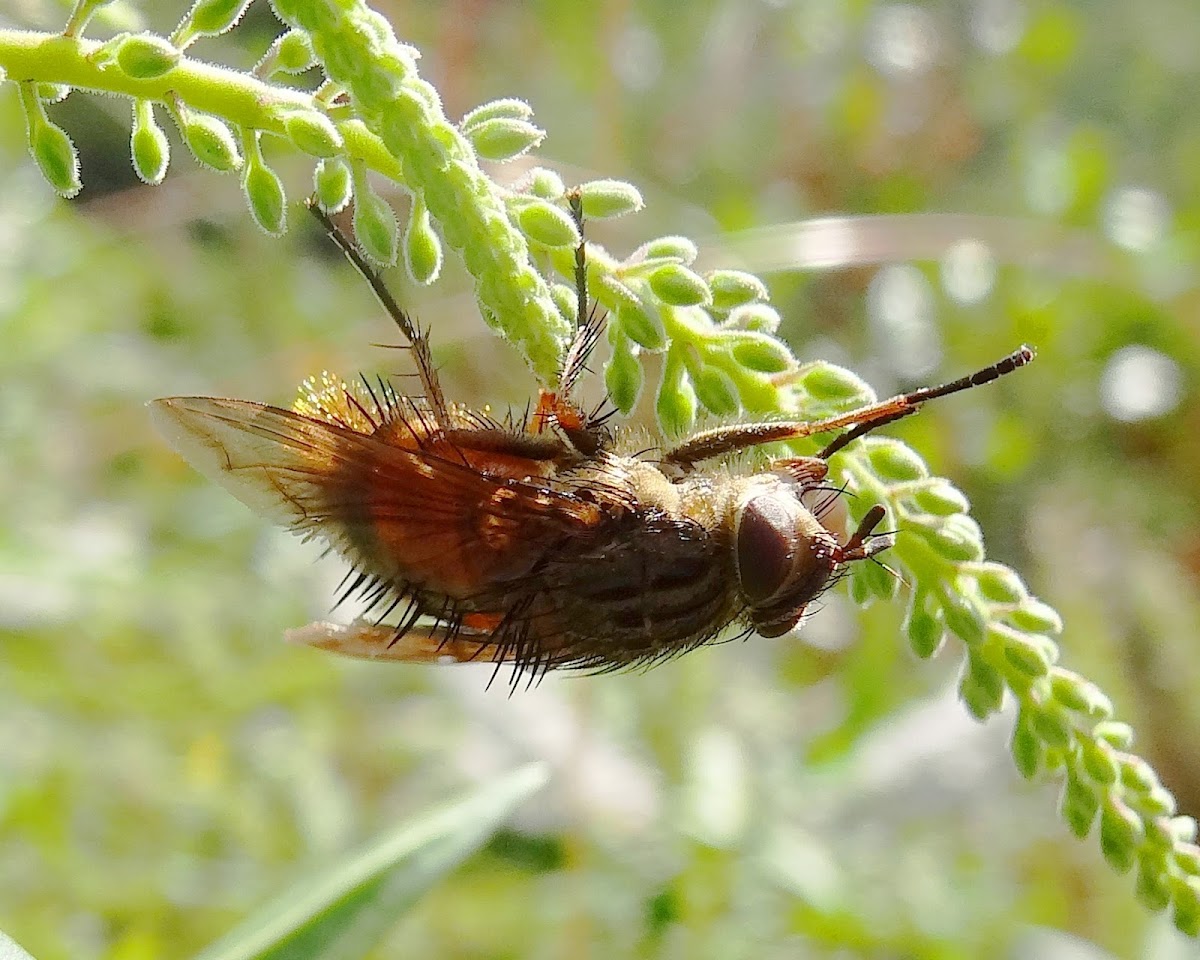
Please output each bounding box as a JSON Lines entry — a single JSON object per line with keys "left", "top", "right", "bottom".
{"left": 731, "top": 475, "right": 839, "bottom": 639}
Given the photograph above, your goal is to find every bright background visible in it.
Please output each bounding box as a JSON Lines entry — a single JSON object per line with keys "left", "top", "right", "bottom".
{"left": 3, "top": 0, "right": 1200, "bottom": 957}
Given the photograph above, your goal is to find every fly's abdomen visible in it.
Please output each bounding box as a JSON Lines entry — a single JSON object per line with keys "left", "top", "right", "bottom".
{"left": 531, "top": 510, "right": 740, "bottom": 668}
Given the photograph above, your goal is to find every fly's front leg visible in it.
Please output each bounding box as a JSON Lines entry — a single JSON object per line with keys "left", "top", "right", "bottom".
{"left": 663, "top": 345, "right": 1035, "bottom": 469}
{"left": 535, "top": 189, "right": 608, "bottom": 456}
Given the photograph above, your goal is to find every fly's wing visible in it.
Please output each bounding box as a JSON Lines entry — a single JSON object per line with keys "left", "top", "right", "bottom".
{"left": 150, "top": 397, "right": 605, "bottom": 598}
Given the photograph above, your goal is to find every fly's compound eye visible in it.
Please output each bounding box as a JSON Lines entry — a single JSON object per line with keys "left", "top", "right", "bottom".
{"left": 735, "top": 490, "right": 838, "bottom": 639}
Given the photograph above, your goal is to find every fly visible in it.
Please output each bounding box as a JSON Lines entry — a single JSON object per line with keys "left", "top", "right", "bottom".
{"left": 151, "top": 199, "right": 1034, "bottom": 684}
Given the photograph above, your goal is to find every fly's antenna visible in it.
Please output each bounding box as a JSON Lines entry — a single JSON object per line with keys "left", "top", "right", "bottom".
{"left": 815, "top": 345, "right": 1035, "bottom": 461}
{"left": 305, "top": 199, "right": 450, "bottom": 431}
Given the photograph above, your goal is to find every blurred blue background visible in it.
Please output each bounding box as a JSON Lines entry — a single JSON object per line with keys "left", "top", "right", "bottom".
{"left": 3, "top": 0, "right": 1200, "bottom": 957}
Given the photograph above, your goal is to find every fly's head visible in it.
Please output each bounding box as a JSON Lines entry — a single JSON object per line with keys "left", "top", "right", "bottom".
{"left": 733, "top": 465, "right": 894, "bottom": 638}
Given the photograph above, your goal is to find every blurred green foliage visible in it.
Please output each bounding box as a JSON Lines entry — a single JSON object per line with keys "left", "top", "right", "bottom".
{"left": 3, "top": 0, "right": 1200, "bottom": 958}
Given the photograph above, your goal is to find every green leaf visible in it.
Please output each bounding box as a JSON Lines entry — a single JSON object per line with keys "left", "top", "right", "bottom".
{"left": 192, "top": 764, "right": 549, "bottom": 960}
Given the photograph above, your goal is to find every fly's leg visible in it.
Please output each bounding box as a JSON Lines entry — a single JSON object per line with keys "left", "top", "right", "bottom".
{"left": 306, "top": 199, "right": 450, "bottom": 431}
{"left": 663, "top": 345, "right": 1035, "bottom": 469}
{"left": 535, "top": 189, "right": 608, "bottom": 456}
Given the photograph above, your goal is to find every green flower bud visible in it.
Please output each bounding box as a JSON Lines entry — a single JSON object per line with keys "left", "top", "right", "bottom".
{"left": 460, "top": 97, "right": 534, "bottom": 130}
{"left": 708, "top": 269, "right": 769, "bottom": 312}
{"left": 1173, "top": 876, "right": 1200, "bottom": 936}
{"left": 618, "top": 301, "right": 666, "bottom": 352}
{"left": 1049, "top": 668, "right": 1113, "bottom": 720}
{"left": 797, "top": 363, "right": 873, "bottom": 404}
{"left": 1120, "top": 754, "right": 1162, "bottom": 795}
{"left": 728, "top": 332, "right": 793, "bottom": 374}
{"left": 955, "top": 657, "right": 1003, "bottom": 715}
{"left": 404, "top": 201, "right": 442, "bottom": 285}
{"left": 353, "top": 188, "right": 400, "bottom": 266}
{"left": 526, "top": 167, "right": 565, "bottom": 200}
{"left": 692, "top": 365, "right": 740, "bottom": 416}
{"left": 1010, "top": 714, "right": 1043, "bottom": 779}
{"left": 283, "top": 110, "right": 343, "bottom": 158}
{"left": 904, "top": 593, "right": 944, "bottom": 658}
{"left": 517, "top": 200, "right": 580, "bottom": 248}
{"left": 1094, "top": 720, "right": 1135, "bottom": 750}
{"left": 941, "top": 590, "right": 985, "bottom": 645}
{"left": 722, "top": 303, "right": 781, "bottom": 334}
{"left": 657, "top": 350, "right": 697, "bottom": 437}
{"left": 313, "top": 157, "right": 352, "bottom": 214}
{"left": 606, "top": 329, "right": 643, "bottom": 415}
{"left": 274, "top": 30, "right": 316, "bottom": 73}
{"left": 1171, "top": 817, "right": 1199, "bottom": 844}
{"left": 926, "top": 514, "right": 985, "bottom": 563}
{"left": 1135, "top": 857, "right": 1172, "bottom": 913}
{"left": 866, "top": 438, "right": 928, "bottom": 482}
{"left": 1001, "top": 630, "right": 1052, "bottom": 679}
{"left": 578, "top": 179, "right": 644, "bottom": 219}
{"left": 1030, "top": 703, "right": 1073, "bottom": 748}
{"left": 28, "top": 112, "right": 81, "bottom": 198}
{"left": 1079, "top": 738, "right": 1119, "bottom": 785}
{"left": 115, "top": 33, "right": 180, "bottom": 79}
{"left": 1100, "top": 797, "right": 1144, "bottom": 874}
{"left": 130, "top": 100, "right": 169, "bottom": 185}
{"left": 549, "top": 283, "right": 577, "bottom": 325}
{"left": 1176, "top": 844, "right": 1200, "bottom": 875}
{"left": 1008, "top": 599, "right": 1064, "bottom": 636}
{"left": 243, "top": 159, "right": 286, "bottom": 236}
{"left": 1060, "top": 770, "right": 1100, "bottom": 838}
{"left": 1139, "top": 787, "right": 1178, "bottom": 818}
{"left": 973, "top": 563, "right": 1027, "bottom": 603}
{"left": 639, "top": 235, "right": 698, "bottom": 265}
{"left": 179, "top": 0, "right": 253, "bottom": 41}
{"left": 465, "top": 117, "right": 544, "bottom": 162}
{"left": 854, "top": 550, "right": 898, "bottom": 601}
{"left": 179, "top": 109, "right": 241, "bottom": 172}
{"left": 648, "top": 263, "right": 711, "bottom": 307}
{"left": 909, "top": 480, "right": 970, "bottom": 516}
